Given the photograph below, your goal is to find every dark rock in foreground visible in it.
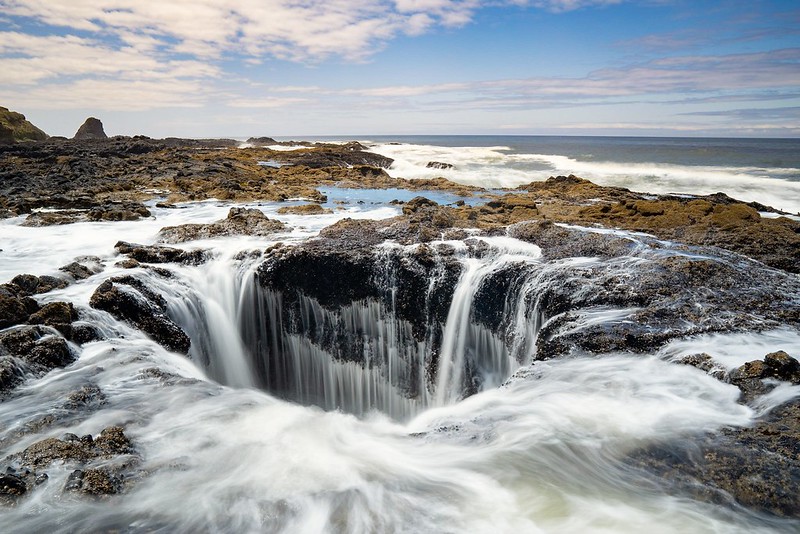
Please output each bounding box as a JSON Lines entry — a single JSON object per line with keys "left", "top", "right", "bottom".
{"left": 0, "top": 326, "right": 76, "bottom": 394}
{"left": 89, "top": 276, "right": 191, "bottom": 353}
{"left": 114, "top": 241, "right": 207, "bottom": 265}
{"left": 630, "top": 351, "right": 800, "bottom": 518}
{"left": 1, "top": 426, "right": 135, "bottom": 501}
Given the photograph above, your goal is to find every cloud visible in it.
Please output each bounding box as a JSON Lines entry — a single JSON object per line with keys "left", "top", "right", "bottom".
{"left": 227, "top": 97, "right": 311, "bottom": 108}
{"left": 0, "top": 78, "right": 209, "bottom": 110}
{"left": 0, "top": 0, "right": 482, "bottom": 64}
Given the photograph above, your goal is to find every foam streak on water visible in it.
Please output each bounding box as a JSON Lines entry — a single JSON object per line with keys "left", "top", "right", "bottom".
{"left": 369, "top": 136, "right": 800, "bottom": 214}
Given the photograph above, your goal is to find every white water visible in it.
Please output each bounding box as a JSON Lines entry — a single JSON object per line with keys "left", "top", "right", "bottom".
{"left": 370, "top": 142, "right": 800, "bottom": 214}
{"left": 1, "top": 201, "right": 800, "bottom": 532}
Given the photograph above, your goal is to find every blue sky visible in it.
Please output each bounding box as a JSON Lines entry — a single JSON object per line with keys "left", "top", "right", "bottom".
{"left": 1, "top": 0, "right": 798, "bottom": 137}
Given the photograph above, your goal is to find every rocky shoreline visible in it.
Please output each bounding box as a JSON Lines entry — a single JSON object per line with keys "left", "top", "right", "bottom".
{"left": 0, "top": 133, "right": 799, "bottom": 521}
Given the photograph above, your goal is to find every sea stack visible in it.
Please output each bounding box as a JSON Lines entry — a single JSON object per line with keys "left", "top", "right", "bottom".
{"left": 73, "top": 117, "right": 108, "bottom": 140}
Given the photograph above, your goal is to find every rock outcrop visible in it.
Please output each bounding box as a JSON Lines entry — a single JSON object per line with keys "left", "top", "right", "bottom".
{"left": 73, "top": 117, "right": 107, "bottom": 140}
{"left": 1, "top": 426, "right": 135, "bottom": 502}
{"left": 631, "top": 351, "right": 800, "bottom": 518}
{"left": 157, "top": 207, "right": 286, "bottom": 243}
{"left": 0, "top": 106, "right": 48, "bottom": 143}
{"left": 89, "top": 276, "right": 191, "bottom": 354}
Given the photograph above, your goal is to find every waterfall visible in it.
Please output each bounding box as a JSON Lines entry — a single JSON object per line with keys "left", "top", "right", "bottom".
{"left": 152, "top": 235, "right": 547, "bottom": 420}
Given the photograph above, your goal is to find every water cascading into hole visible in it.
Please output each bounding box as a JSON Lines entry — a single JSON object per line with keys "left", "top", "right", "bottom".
{"left": 162, "top": 237, "right": 546, "bottom": 421}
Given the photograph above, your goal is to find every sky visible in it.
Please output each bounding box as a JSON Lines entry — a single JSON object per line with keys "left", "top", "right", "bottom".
{"left": 0, "top": 0, "right": 799, "bottom": 138}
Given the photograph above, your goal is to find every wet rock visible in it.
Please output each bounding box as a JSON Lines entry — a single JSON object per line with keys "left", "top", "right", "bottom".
{"left": 246, "top": 136, "right": 277, "bottom": 145}
{"left": 629, "top": 349, "right": 800, "bottom": 519}
{"left": 283, "top": 146, "right": 393, "bottom": 169}
{"left": 0, "top": 326, "right": 76, "bottom": 394}
{"left": 276, "top": 204, "right": 333, "bottom": 215}
{"left": 509, "top": 220, "right": 636, "bottom": 260}
{"left": 728, "top": 352, "right": 800, "bottom": 403}
{"left": 59, "top": 257, "right": 104, "bottom": 280}
{"left": 64, "top": 384, "right": 107, "bottom": 410}
{"left": 763, "top": 350, "right": 800, "bottom": 382}
{"left": 676, "top": 353, "right": 725, "bottom": 378}
{"left": 69, "top": 322, "right": 103, "bottom": 344}
{"left": 21, "top": 211, "right": 85, "bottom": 227}
{"left": 65, "top": 468, "right": 121, "bottom": 495}
{"left": 73, "top": 117, "right": 107, "bottom": 140}
{"left": 12, "top": 426, "right": 132, "bottom": 470}
{"left": 0, "top": 358, "right": 25, "bottom": 394}
{"left": 317, "top": 218, "right": 385, "bottom": 247}
{"left": 94, "top": 426, "right": 133, "bottom": 456}
{"left": 27, "top": 301, "right": 78, "bottom": 329}
{"left": 2, "top": 426, "right": 134, "bottom": 500}
{"left": 0, "top": 473, "right": 27, "bottom": 498}
{"left": 0, "top": 293, "right": 30, "bottom": 329}
{"left": 426, "top": 161, "right": 454, "bottom": 170}
{"left": 9, "top": 273, "right": 69, "bottom": 296}
{"left": 157, "top": 207, "right": 285, "bottom": 243}
{"left": 402, "top": 196, "right": 439, "bottom": 214}
{"left": 114, "top": 241, "right": 207, "bottom": 265}
{"left": 89, "top": 277, "right": 191, "bottom": 353}
{"left": 25, "top": 336, "right": 74, "bottom": 369}
{"left": 630, "top": 397, "right": 800, "bottom": 519}
{"left": 87, "top": 202, "right": 151, "bottom": 222}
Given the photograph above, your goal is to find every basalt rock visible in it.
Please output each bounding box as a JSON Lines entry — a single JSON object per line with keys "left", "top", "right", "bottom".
{"left": 157, "top": 207, "right": 285, "bottom": 243}
{"left": 0, "top": 106, "right": 48, "bottom": 142}
{"left": 59, "top": 257, "right": 104, "bottom": 280}
{"left": 426, "top": 161, "right": 454, "bottom": 170}
{"left": 629, "top": 351, "right": 800, "bottom": 519}
{"left": 276, "top": 203, "right": 333, "bottom": 215}
{"left": 260, "top": 216, "right": 800, "bottom": 372}
{"left": 89, "top": 276, "right": 191, "bottom": 353}
{"left": 8, "top": 274, "right": 69, "bottom": 296}
{"left": 115, "top": 241, "right": 207, "bottom": 265}
{"left": 283, "top": 147, "right": 394, "bottom": 169}
{"left": 1, "top": 426, "right": 135, "bottom": 500}
{"left": 0, "top": 326, "right": 77, "bottom": 394}
{"left": 73, "top": 117, "right": 107, "bottom": 140}
{"left": 246, "top": 136, "right": 277, "bottom": 145}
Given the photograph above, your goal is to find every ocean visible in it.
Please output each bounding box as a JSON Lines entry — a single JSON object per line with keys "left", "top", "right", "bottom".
{"left": 293, "top": 135, "right": 800, "bottom": 215}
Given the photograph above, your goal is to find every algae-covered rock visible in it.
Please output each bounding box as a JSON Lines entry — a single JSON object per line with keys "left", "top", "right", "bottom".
{"left": 157, "top": 207, "right": 285, "bottom": 243}
{"left": 0, "top": 106, "right": 48, "bottom": 142}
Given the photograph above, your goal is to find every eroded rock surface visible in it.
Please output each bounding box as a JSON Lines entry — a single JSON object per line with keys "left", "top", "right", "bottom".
{"left": 89, "top": 276, "right": 191, "bottom": 353}
{"left": 157, "top": 207, "right": 285, "bottom": 243}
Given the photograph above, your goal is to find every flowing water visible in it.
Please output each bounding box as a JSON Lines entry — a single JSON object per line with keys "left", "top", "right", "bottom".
{"left": 310, "top": 135, "right": 800, "bottom": 215}
{"left": 1, "top": 163, "right": 800, "bottom": 531}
